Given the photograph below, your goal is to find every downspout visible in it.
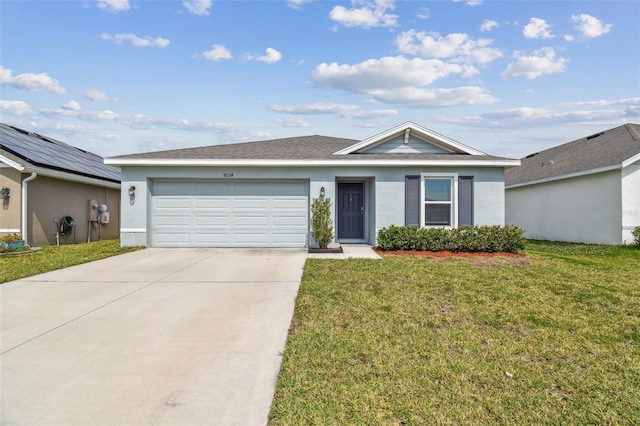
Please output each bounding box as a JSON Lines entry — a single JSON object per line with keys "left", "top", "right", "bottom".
{"left": 21, "top": 172, "right": 38, "bottom": 244}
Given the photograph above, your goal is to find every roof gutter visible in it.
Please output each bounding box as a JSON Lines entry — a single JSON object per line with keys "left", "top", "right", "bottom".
{"left": 21, "top": 172, "right": 37, "bottom": 244}
{"left": 104, "top": 158, "right": 521, "bottom": 168}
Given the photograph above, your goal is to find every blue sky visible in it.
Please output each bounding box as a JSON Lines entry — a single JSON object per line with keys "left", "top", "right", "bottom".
{"left": 1, "top": 0, "right": 638, "bottom": 158}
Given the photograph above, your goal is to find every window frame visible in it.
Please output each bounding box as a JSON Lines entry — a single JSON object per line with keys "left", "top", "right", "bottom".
{"left": 420, "top": 173, "right": 458, "bottom": 228}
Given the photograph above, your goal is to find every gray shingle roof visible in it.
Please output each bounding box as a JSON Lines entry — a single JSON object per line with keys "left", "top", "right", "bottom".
{"left": 108, "top": 134, "right": 513, "bottom": 163}
{"left": 505, "top": 123, "right": 640, "bottom": 186}
{"left": 0, "top": 123, "right": 121, "bottom": 183}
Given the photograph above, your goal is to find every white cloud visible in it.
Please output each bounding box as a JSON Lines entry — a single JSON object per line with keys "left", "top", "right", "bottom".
{"left": 416, "top": 8, "right": 430, "bottom": 20}
{"left": 256, "top": 47, "right": 282, "bottom": 64}
{"left": 395, "top": 30, "right": 502, "bottom": 64}
{"left": 559, "top": 97, "right": 640, "bottom": 107}
{"left": 62, "top": 100, "right": 81, "bottom": 111}
{"left": 183, "top": 0, "right": 212, "bottom": 16}
{"left": 437, "top": 98, "right": 634, "bottom": 131}
{"left": 312, "top": 56, "right": 474, "bottom": 93}
{"left": 270, "top": 103, "right": 359, "bottom": 115}
{"left": 84, "top": 88, "right": 118, "bottom": 101}
{"left": 275, "top": 118, "right": 309, "bottom": 128}
{"left": 564, "top": 34, "right": 575, "bottom": 42}
{"left": 571, "top": 14, "right": 612, "bottom": 38}
{"left": 452, "top": 0, "right": 483, "bottom": 6}
{"left": 480, "top": 19, "right": 498, "bottom": 32}
{"left": 40, "top": 107, "right": 119, "bottom": 121}
{"left": 270, "top": 102, "right": 398, "bottom": 119}
{"left": 100, "top": 33, "right": 170, "bottom": 48}
{"left": 347, "top": 109, "right": 398, "bottom": 119}
{"left": 287, "top": 0, "right": 313, "bottom": 10}
{"left": 329, "top": 0, "right": 398, "bottom": 29}
{"left": 523, "top": 17, "right": 553, "bottom": 39}
{"left": 0, "top": 66, "right": 66, "bottom": 94}
{"left": 370, "top": 86, "right": 497, "bottom": 108}
{"left": 201, "top": 44, "right": 232, "bottom": 61}
{"left": 479, "top": 107, "right": 625, "bottom": 127}
{"left": 36, "top": 106, "right": 244, "bottom": 135}
{"left": 0, "top": 100, "right": 32, "bottom": 116}
{"left": 501, "top": 48, "right": 567, "bottom": 80}
{"left": 97, "top": 0, "right": 130, "bottom": 13}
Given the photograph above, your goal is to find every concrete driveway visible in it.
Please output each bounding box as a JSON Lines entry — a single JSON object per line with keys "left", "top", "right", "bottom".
{"left": 0, "top": 248, "right": 307, "bottom": 426}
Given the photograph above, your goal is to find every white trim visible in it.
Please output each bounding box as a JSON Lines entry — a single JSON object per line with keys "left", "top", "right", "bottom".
{"left": 420, "top": 172, "right": 458, "bottom": 228}
{"left": 333, "top": 122, "right": 486, "bottom": 156}
{"left": 121, "top": 228, "right": 146, "bottom": 233}
{"left": 24, "top": 165, "right": 120, "bottom": 189}
{"left": 0, "top": 228, "right": 21, "bottom": 233}
{"left": 506, "top": 164, "right": 621, "bottom": 189}
{"left": 1, "top": 154, "right": 119, "bottom": 188}
{"left": 105, "top": 158, "right": 519, "bottom": 168}
{"left": 622, "top": 153, "right": 640, "bottom": 168}
{"left": 0, "top": 154, "right": 26, "bottom": 171}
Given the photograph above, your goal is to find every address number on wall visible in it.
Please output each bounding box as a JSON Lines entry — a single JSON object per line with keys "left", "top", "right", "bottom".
{"left": 223, "top": 173, "right": 234, "bottom": 178}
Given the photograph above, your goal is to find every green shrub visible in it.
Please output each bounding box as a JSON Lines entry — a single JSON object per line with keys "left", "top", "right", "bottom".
{"left": 632, "top": 226, "right": 640, "bottom": 245}
{"left": 311, "top": 197, "right": 334, "bottom": 249}
{"left": 377, "top": 225, "right": 526, "bottom": 253}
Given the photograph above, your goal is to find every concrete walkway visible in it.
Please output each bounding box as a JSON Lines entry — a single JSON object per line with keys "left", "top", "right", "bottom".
{"left": 1, "top": 248, "right": 307, "bottom": 426}
{"left": 307, "top": 244, "right": 382, "bottom": 259}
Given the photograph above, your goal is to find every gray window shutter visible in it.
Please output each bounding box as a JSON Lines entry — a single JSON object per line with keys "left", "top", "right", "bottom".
{"left": 458, "top": 176, "right": 474, "bottom": 226}
{"left": 405, "top": 175, "right": 420, "bottom": 227}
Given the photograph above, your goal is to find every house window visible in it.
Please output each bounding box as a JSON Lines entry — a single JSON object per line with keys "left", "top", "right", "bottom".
{"left": 421, "top": 174, "right": 457, "bottom": 227}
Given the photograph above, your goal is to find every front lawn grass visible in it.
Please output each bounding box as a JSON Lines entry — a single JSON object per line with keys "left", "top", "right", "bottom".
{"left": 270, "top": 240, "right": 640, "bottom": 425}
{"left": 0, "top": 239, "right": 141, "bottom": 284}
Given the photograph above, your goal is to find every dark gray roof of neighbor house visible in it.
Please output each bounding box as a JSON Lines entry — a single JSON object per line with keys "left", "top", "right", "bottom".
{"left": 506, "top": 123, "right": 640, "bottom": 186}
{"left": 108, "top": 134, "right": 513, "bottom": 162}
{"left": 0, "top": 123, "right": 121, "bottom": 183}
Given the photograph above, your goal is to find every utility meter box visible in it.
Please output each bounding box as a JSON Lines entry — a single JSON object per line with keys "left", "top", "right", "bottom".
{"left": 100, "top": 212, "right": 110, "bottom": 224}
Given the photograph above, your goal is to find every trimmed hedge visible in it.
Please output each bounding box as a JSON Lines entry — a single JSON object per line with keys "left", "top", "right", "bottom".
{"left": 377, "top": 225, "right": 526, "bottom": 253}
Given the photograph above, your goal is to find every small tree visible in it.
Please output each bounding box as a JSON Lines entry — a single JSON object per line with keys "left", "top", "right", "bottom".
{"left": 311, "top": 197, "right": 334, "bottom": 249}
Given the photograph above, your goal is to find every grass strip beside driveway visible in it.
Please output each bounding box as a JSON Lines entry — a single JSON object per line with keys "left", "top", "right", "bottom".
{"left": 270, "top": 241, "right": 640, "bottom": 425}
{"left": 0, "top": 239, "right": 141, "bottom": 284}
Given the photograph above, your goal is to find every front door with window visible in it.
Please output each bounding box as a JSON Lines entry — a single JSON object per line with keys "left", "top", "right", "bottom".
{"left": 337, "top": 182, "right": 364, "bottom": 239}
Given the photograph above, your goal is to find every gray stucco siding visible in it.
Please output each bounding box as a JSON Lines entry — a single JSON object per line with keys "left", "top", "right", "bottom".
{"left": 119, "top": 165, "right": 506, "bottom": 247}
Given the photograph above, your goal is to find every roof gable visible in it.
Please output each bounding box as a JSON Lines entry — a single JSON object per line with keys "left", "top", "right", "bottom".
{"left": 506, "top": 123, "right": 640, "bottom": 187}
{"left": 333, "top": 122, "right": 486, "bottom": 156}
{"left": 0, "top": 123, "right": 121, "bottom": 183}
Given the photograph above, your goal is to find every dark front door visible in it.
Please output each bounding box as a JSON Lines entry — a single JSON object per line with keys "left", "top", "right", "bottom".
{"left": 338, "top": 182, "right": 364, "bottom": 239}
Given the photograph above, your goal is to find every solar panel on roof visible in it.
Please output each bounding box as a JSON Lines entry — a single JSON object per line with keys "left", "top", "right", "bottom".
{"left": 0, "top": 124, "right": 120, "bottom": 183}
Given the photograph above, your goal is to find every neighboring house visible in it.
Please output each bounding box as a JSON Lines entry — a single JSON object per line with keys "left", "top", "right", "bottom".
{"left": 506, "top": 123, "right": 640, "bottom": 245}
{"left": 0, "top": 123, "right": 121, "bottom": 246}
{"left": 105, "top": 122, "right": 519, "bottom": 248}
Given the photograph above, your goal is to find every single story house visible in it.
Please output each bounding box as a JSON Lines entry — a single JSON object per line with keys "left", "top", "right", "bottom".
{"left": 506, "top": 123, "right": 640, "bottom": 245}
{"left": 105, "top": 122, "right": 520, "bottom": 248}
{"left": 0, "top": 123, "right": 121, "bottom": 246}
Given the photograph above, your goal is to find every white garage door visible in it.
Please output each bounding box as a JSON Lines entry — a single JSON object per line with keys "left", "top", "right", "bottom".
{"left": 151, "top": 180, "right": 309, "bottom": 247}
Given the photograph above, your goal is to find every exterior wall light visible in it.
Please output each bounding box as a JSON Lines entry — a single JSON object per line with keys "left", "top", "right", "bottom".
{"left": 320, "top": 186, "right": 325, "bottom": 198}
{"left": 0, "top": 187, "right": 10, "bottom": 199}
{"left": 128, "top": 185, "right": 136, "bottom": 197}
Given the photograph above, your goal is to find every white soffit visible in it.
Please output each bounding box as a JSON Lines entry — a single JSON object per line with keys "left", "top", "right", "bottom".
{"left": 105, "top": 158, "right": 520, "bottom": 168}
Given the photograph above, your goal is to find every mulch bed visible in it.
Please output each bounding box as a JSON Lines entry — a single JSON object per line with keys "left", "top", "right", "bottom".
{"left": 375, "top": 248, "right": 531, "bottom": 266}
{"left": 308, "top": 247, "right": 344, "bottom": 254}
